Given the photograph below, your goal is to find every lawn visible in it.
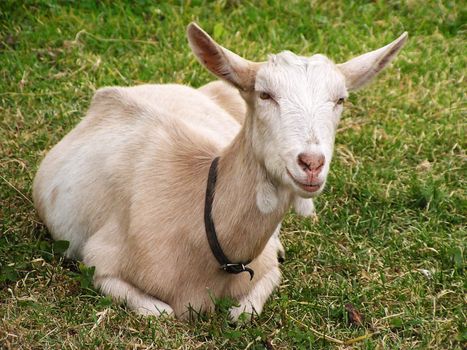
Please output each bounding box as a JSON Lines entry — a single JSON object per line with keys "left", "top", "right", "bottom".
{"left": 0, "top": 1, "right": 465, "bottom": 349}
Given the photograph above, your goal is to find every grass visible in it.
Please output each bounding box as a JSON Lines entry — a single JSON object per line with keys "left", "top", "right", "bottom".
{"left": 0, "top": 0, "right": 465, "bottom": 349}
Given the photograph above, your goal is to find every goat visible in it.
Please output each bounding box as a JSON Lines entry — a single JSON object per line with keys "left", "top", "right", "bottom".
{"left": 33, "top": 23, "right": 407, "bottom": 320}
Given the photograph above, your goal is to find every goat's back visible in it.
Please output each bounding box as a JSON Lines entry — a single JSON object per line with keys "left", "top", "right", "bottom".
{"left": 33, "top": 84, "right": 241, "bottom": 258}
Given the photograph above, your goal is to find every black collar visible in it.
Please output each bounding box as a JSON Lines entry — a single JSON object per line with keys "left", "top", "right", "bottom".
{"left": 204, "top": 156, "right": 254, "bottom": 280}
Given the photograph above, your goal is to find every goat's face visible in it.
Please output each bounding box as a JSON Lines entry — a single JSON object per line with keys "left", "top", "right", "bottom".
{"left": 251, "top": 53, "right": 347, "bottom": 197}
{"left": 187, "top": 23, "right": 407, "bottom": 199}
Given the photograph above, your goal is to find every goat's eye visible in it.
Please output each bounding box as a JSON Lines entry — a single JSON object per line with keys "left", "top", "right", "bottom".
{"left": 336, "top": 97, "right": 345, "bottom": 105}
{"left": 259, "top": 92, "right": 271, "bottom": 100}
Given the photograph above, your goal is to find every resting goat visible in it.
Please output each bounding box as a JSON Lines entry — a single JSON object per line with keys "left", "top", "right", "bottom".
{"left": 33, "top": 23, "right": 407, "bottom": 319}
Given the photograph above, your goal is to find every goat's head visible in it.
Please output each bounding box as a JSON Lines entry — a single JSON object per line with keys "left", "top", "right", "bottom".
{"left": 187, "top": 23, "right": 407, "bottom": 198}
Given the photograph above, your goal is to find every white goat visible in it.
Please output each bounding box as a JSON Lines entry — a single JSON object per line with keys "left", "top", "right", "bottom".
{"left": 33, "top": 23, "right": 407, "bottom": 320}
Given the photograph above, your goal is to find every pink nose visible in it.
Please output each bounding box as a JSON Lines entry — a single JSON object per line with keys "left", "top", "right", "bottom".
{"left": 297, "top": 153, "right": 325, "bottom": 178}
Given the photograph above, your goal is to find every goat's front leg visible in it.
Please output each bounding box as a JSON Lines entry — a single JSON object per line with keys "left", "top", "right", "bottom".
{"left": 95, "top": 276, "right": 174, "bottom": 317}
{"left": 229, "top": 266, "right": 281, "bottom": 321}
{"left": 82, "top": 222, "right": 174, "bottom": 317}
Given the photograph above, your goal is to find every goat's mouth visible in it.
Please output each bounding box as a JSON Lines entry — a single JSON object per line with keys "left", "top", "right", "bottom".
{"left": 286, "top": 169, "right": 322, "bottom": 193}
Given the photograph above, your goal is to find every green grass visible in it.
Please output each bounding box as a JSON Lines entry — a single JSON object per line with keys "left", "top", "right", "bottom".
{"left": 1, "top": 0, "right": 465, "bottom": 349}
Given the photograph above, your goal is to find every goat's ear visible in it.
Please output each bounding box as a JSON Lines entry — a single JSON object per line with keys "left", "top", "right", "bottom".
{"left": 187, "top": 22, "right": 258, "bottom": 91}
{"left": 338, "top": 32, "right": 408, "bottom": 91}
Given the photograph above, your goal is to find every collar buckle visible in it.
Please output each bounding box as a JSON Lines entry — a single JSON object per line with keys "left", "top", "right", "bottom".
{"left": 221, "top": 263, "right": 255, "bottom": 280}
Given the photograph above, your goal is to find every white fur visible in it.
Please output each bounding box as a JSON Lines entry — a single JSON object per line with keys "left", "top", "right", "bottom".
{"left": 293, "top": 195, "right": 316, "bottom": 217}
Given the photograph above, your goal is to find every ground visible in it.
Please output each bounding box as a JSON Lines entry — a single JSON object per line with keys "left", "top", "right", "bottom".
{"left": 0, "top": 1, "right": 465, "bottom": 349}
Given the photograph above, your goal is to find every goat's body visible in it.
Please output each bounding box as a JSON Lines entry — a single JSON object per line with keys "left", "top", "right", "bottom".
{"left": 33, "top": 84, "right": 283, "bottom": 318}
{"left": 199, "top": 80, "right": 246, "bottom": 125}
{"left": 33, "top": 23, "right": 407, "bottom": 320}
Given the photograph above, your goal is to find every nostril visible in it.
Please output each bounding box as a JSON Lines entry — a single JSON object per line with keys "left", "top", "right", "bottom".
{"left": 297, "top": 153, "right": 325, "bottom": 174}
{"left": 297, "top": 155, "right": 310, "bottom": 171}
{"left": 316, "top": 154, "right": 325, "bottom": 170}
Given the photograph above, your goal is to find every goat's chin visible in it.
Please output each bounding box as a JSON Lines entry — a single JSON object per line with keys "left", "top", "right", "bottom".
{"left": 295, "top": 185, "right": 324, "bottom": 199}
{"left": 282, "top": 177, "right": 324, "bottom": 199}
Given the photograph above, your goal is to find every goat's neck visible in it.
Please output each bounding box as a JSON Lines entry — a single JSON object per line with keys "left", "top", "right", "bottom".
{"left": 212, "top": 109, "right": 292, "bottom": 263}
